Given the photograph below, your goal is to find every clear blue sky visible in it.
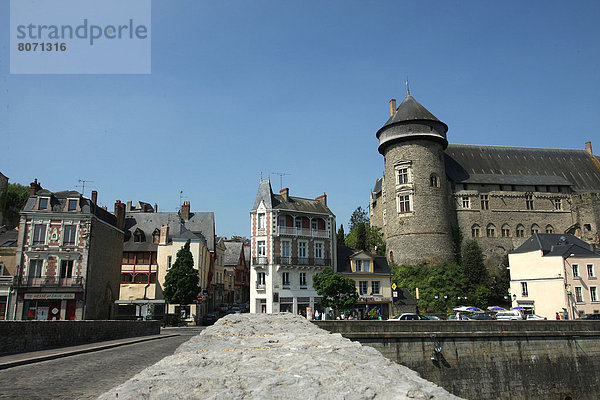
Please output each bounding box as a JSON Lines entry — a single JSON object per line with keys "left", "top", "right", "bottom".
{"left": 2, "top": 1, "right": 600, "bottom": 238}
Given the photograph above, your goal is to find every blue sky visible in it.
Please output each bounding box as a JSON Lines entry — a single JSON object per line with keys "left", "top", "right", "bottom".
{"left": 2, "top": 1, "right": 600, "bottom": 238}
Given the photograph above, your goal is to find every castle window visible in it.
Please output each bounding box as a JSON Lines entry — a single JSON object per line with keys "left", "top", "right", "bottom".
{"left": 531, "top": 224, "right": 540, "bottom": 235}
{"left": 397, "top": 194, "right": 411, "bottom": 213}
{"left": 429, "top": 174, "right": 440, "bottom": 188}
{"left": 526, "top": 194, "right": 534, "bottom": 210}
{"left": 554, "top": 199, "right": 562, "bottom": 210}
{"left": 462, "top": 196, "right": 470, "bottom": 209}
{"left": 545, "top": 225, "right": 554, "bottom": 234}
{"left": 516, "top": 224, "right": 525, "bottom": 238}
{"left": 397, "top": 168, "right": 409, "bottom": 185}
{"left": 471, "top": 224, "right": 481, "bottom": 238}
{"left": 480, "top": 195, "right": 489, "bottom": 210}
{"left": 502, "top": 224, "right": 511, "bottom": 237}
{"left": 486, "top": 224, "right": 496, "bottom": 237}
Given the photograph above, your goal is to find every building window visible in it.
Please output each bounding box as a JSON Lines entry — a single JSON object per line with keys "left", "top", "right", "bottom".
{"left": 397, "top": 168, "right": 409, "bottom": 185}
{"left": 299, "top": 272, "right": 307, "bottom": 288}
{"left": 281, "top": 241, "right": 291, "bottom": 264}
{"left": 429, "top": 174, "right": 440, "bottom": 188}
{"left": 258, "top": 213, "right": 266, "bottom": 230}
{"left": 526, "top": 194, "right": 534, "bottom": 210}
{"left": 282, "top": 272, "right": 290, "bottom": 287}
{"left": 257, "top": 241, "right": 266, "bottom": 256}
{"left": 554, "top": 198, "right": 562, "bottom": 210}
{"left": 371, "top": 281, "right": 380, "bottom": 295}
{"left": 295, "top": 218, "right": 302, "bottom": 229}
{"left": 298, "top": 241, "right": 307, "bottom": 262}
{"left": 121, "top": 273, "right": 133, "bottom": 283}
{"left": 591, "top": 287, "right": 598, "bottom": 302}
{"left": 167, "top": 256, "right": 172, "bottom": 269}
{"left": 471, "top": 224, "right": 480, "bottom": 238}
{"left": 588, "top": 264, "right": 595, "bottom": 278}
{"left": 359, "top": 281, "right": 368, "bottom": 295}
{"left": 38, "top": 197, "right": 49, "bottom": 210}
{"left": 314, "top": 243, "right": 323, "bottom": 259}
{"left": 397, "top": 194, "right": 411, "bottom": 213}
{"left": 67, "top": 199, "right": 78, "bottom": 211}
{"left": 257, "top": 272, "right": 266, "bottom": 288}
{"left": 311, "top": 219, "right": 318, "bottom": 230}
{"left": 575, "top": 286, "right": 583, "bottom": 303}
{"left": 516, "top": 224, "right": 525, "bottom": 238}
{"left": 33, "top": 224, "right": 46, "bottom": 245}
{"left": 480, "top": 195, "right": 489, "bottom": 210}
{"left": 28, "top": 259, "right": 44, "bottom": 278}
{"left": 573, "top": 264, "right": 579, "bottom": 278}
{"left": 60, "top": 260, "right": 73, "bottom": 278}
{"left": 363, "top": 260, "right": 370, "bottom": 272}
{"left": 531, "top": 224, "right": 539, "bottom": 235}
{"left": 546, "top": 225, "right": 554, "bottom": 234}
{"left": 501, "top": 224, "right": 511, "bottom": 237}
{"left": 521, "top": 282, "right": 528, "bottom": 297}
{"left": 462, "top": 196, "right": 470, "bottom": 209}
{"left": 133, "top": 229, "right": 145, "bottom": 243}
{"left": 152, "top": 229, "right": 160, "bottom": 243}
{"left": 63, "top": 225, "right": 76, "bottom": 246}
{"left": 356, "top": 260, "right": 362, "bottom": 272}
{"left": 486, "top": 224, "right": 496, "bottom": 238}
{"left": 278, "top": 215, "right": 286, "bottom": 227}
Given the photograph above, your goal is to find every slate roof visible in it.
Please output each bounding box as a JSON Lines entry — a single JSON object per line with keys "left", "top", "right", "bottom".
{"left": 252, "top": 180, "right": 334, "bottom": 216}
{"left": 23, "top": 190, "right": 117, "bottom": 227}
{"left": 224, "top": 241, "right": 244, "bottom": 266}
{"left": 379, "top": 95, "right": 447, "bottom": 133}
{"left": 123, "top": 211, "right": 215, "bottom": 252}
{"left": 445, "top": 144, "right": 600, "bottom": 193}
{"left": 372, "top": 178, "right": 382, "bottom": 195}
{"left": 0, "top": 229, "right": 18, "bottom": 248}
{"left": 336, "top": 245, "right": 391, "bottom": 275}
{"left": 511, "top": 233, "right": 600, "bottom": 258}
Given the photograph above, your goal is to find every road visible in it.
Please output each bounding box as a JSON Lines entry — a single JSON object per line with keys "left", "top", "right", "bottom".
{"left": 0, "top": 327, "right": 204, "bottom": 400}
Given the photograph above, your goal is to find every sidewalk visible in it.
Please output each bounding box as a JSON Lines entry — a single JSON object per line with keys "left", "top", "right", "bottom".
{"left": 0, "top": 332, "right": 180, "bottom": 370}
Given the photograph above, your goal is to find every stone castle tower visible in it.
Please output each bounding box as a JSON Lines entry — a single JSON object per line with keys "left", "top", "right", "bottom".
{"left": 373, "top": 94, "right": 454, "bottom": 265}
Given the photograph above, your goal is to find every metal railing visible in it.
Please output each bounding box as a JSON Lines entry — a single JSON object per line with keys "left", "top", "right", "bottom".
{"left": 275, "top": 256, "right": 330, "bottom": 267}
{"left": 276, "top": 226, "right": 330, "bottom": 238}
{"left": 15, "top": 276, "right": 84, "bottom": 287}
{"left": 252, "top": 257, "right": 268, "bottom": 265}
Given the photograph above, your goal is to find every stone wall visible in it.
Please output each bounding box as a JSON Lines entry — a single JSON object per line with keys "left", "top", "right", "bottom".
{"left": 0, "top": 320, "right": 160, "bottom": 355}
{"left": 315, "top": 320, "right": 600, "bottom": 400}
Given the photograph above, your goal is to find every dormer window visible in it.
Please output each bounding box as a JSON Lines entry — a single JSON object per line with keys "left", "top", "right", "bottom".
{"left": 67, "top": 199, "right": 78, "bottom": 211}
{"left": 38, "top": 197, "right": 49, "bottom": 210}
{"left": 152, "top": 229, "right": 160, "bottom": 244}
{"left": 133, "top": 228, "right": 145, "bottom": 243}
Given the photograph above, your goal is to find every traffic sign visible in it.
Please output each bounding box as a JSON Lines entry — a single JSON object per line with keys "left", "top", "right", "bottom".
{"left": 197, "top": 295, "right": 203, "bottom": 302}
{"left": 392, "top": 283, "right": 397, "bottom": 290}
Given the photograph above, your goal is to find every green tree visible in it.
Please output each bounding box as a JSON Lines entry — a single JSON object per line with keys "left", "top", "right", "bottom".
{"left": 348, "top": 206, "right": 368, "bottom": 231}
{"left": 488, "top": 255, "right": 511, "bottom": 307}
{"left": 312, "top": 267, "right": 358, "bottom": 316}
{"left": 163, "top": 240, "right": 199, "bottom": 307}
{"left": 1, "top": 183, "right": 29, "bottom": 229}
{"left": 355, "top": 223, "right": 367, "bottom": 251}
{"left": 451, "top": 226, "right": 463, "bottom": 264}
{"left": 337, "top": 224, "right": 345, "bottom": 246}
{"left": 461, "top": 240, "right": 489, "bottom": 287}
{"left": 345, "top": 223, "right": 386, "bottom": 255}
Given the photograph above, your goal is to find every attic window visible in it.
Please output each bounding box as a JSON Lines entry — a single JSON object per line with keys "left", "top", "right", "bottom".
{"left": 152, "top": 229, "right": 160, "bottom": 243}
{"left": 38, "top": 197, "right": 49, "bottom": 210}
{"left": 67, "top": 199, "right": 77, "bottom": 211}
{"left": 133, "top": 228, "right": 145, "bottom": 243}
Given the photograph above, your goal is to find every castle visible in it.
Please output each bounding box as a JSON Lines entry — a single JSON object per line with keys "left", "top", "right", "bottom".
{"left": 369, "top": 94, "right": 600, "bottom": 268}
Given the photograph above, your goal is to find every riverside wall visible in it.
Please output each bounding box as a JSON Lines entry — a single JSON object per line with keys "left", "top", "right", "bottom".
{"left": 314, "top": 320, "right": 600, "bottom": 400}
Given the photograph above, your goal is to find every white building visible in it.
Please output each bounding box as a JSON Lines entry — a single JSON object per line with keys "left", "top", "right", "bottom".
{"left": 250, "top": 180, "right": 336, "bottom": 315}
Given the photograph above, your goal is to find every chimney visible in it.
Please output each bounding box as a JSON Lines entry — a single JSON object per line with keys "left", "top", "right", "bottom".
{"left": 154, "top": 203, "right": 158, "bottom": 213}
{"left": 585, "top": 141, "right": 593, "bottom": 155}
{"left": 114, "top": 200, "right": 125, "bottom": 230}
{"left": 126, "top": 200, "right": 132, "bottom": 212}
{"left": 389, "top": 98, "right": 396, "bottom": 117}
{"left": 160, "top": 224, "right": 169, "bottom": 245}
{"left": 29, "top": 179, "right": 42, "bottom": 197}
{"left": 91, "top": 190, "right": 98, "bottom": 205}
{"left": 280, "top": 188, "right": 289, "bottom": 202}
{"left": 315, "top": 193, "right": 327, "bottom": 207}
{"left": 181, "top": 201, "right": 191, "bottom": 221}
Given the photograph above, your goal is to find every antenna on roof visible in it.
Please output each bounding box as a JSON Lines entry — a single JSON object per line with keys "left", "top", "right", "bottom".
{"left": 271, "top": 172, "right": 291, "bottom": 191}
{"left": 406, "top": 77, "right": 410, "bottom": 96}
{"left": 179, "top": 190, "right": 187, "bottom": 209}
{"left": 75, "top": 179, "right": 95, "bottom": 196}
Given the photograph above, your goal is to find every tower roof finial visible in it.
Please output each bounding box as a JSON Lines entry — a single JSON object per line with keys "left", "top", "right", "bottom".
{"left": 406, "top": 77, "right": 410, "bottom": 96}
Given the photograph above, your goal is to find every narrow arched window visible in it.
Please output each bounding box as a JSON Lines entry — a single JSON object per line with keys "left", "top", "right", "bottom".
{"left": 516, "top": 224, "right": 525, "bottom": 238}
{"left": 471, "top": 224, "right": 481, "bottom": 238}
{"left": 486, "top": 224, "right": 496, "bottom": 237}
{"left": 546, "top": 225, "right": 554, "bottom": 234}
{"left": 501, "top": 224, "right": 511, "bottom": 237}
{"left": 429, "top": 173, "right": 440, "bottom": 188}
{"left": 531, "top": 224, "right": 540, "bottom": 235}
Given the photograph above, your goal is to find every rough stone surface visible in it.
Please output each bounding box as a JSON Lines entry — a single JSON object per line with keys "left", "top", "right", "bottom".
{"left": 99, "top": 314, "right": 461, "bottom": 400}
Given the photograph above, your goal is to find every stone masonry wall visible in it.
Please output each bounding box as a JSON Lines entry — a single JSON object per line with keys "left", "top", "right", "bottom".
{"left": 0, "top": 320, "right": 160, "bottom": 355}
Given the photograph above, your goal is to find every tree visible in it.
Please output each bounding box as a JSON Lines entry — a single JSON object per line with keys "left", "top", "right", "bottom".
{"left": 1, "top": 183, "right": 29, "bottom": 229}
{"left": 337, "top": 224, "right": 345, "bottom": 246}
{"left": 312, "top": 267, "right": 358, "bottom": 316}
{"left": 355, "top": 223, "right": 367, "bottom": 251}
{"left": 163, "top": 240, "right": 199, "bottom": 307}
{"left": 461, "top": 240, "right": 489, "bottom": 287}
{"left": 345, "top": 223, "right": 386, "bottom": 255}
{"left": 348, "top": 206, "right": 368, "bottom": 231}
{"left": 451, "top": 226, "right": 463, "bottom": 264}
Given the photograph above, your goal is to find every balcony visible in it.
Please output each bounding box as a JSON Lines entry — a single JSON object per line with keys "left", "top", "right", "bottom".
{"left": 252, "top": 257, "right": 268, "bottom": 266}
{"left": 275, "top": 256, "right": 331, "bottom": 267}
{"left": 276, "top": 226, "right": 330, "bottom": 238}
{"left": 15, "top": 276, "right": 84, "bottom": 288}
{"left": 255, "top": 283, "right": 266, "bottom": 290}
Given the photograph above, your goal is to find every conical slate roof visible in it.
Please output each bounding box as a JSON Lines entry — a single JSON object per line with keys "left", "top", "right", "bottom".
{"left": 379, "top": 95, "right": 447, "bottom": 132}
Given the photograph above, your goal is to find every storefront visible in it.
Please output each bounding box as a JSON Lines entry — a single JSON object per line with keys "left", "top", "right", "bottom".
{"left": 20, "top": 293, "right": 82, "bottom": 320}
{"left": 354, "top": 297, "right": 392, "bottom": 320}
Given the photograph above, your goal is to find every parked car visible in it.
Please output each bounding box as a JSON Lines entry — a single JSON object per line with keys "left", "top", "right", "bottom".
{"left": 584, "top": 314, "right": 600, "bottom": 320}
{"left": 230, "top": 306, "right": 242, "bottom": 314}
{"left": 495, "top": 310, "right": 524, "bottom": 320}
{"left": 388, "top": 313, "right": 429, "bottom": 321}
{"left": 469, "top": 313, "right": 495, "bottom": 320}
{"left": 448, "top": 313, "right": 473, "bottom": 320}
{"left": 201, "top": 312, "right": 220, "bottom": 326}
{"left": 422, "top": 315, "right": 443, "bottom": 320}
{"left": 525, "top": 314, "right": 546, "bottom": 320}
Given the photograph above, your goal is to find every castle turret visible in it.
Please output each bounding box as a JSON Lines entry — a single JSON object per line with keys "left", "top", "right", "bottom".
{"left": 376, "top": 94, "right": 454, "bottom": 265}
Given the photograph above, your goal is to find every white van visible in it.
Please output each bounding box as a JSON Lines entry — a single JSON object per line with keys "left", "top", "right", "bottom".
{"left": 495, "top": 310, "right": 523, "bottom": 320}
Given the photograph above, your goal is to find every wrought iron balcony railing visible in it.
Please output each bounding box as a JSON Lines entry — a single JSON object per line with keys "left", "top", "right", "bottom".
{"left": 274, "top": 256, "right": 330, "bottom": 267}
{"left": 276, "top": 226, "right": 330, "bottom": 238}
{"left": 15, "top": 276, "right": 84, "bottom": 287}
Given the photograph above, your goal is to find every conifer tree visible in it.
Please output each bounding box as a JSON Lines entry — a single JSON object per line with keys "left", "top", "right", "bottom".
{"left": 337, "top": 224, "right": 345, "bottom": 246}
{"left": 163, "top": 240, "right": 199, "bottom": 306}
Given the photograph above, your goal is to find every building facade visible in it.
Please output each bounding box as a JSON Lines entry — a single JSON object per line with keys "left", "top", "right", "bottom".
{"left": 370, "top": 94, "right": 600, "bottom": 267}
{"left": 0, "top": 228, "right": 18, "bottom": 319}
{"left": 10, "top": 182, "right": 123, "bottom": 320}
{"left": 250, "top": 180, "right": 336, "bottom": 314}
{"left": 116, "top": 201, "right": 215, "bottom": 323}
{"left": 509, "top": 233, "right": 600, "bottom": 319}
{"left": 223, "top": 237, "right": 250, "bottom": 305}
